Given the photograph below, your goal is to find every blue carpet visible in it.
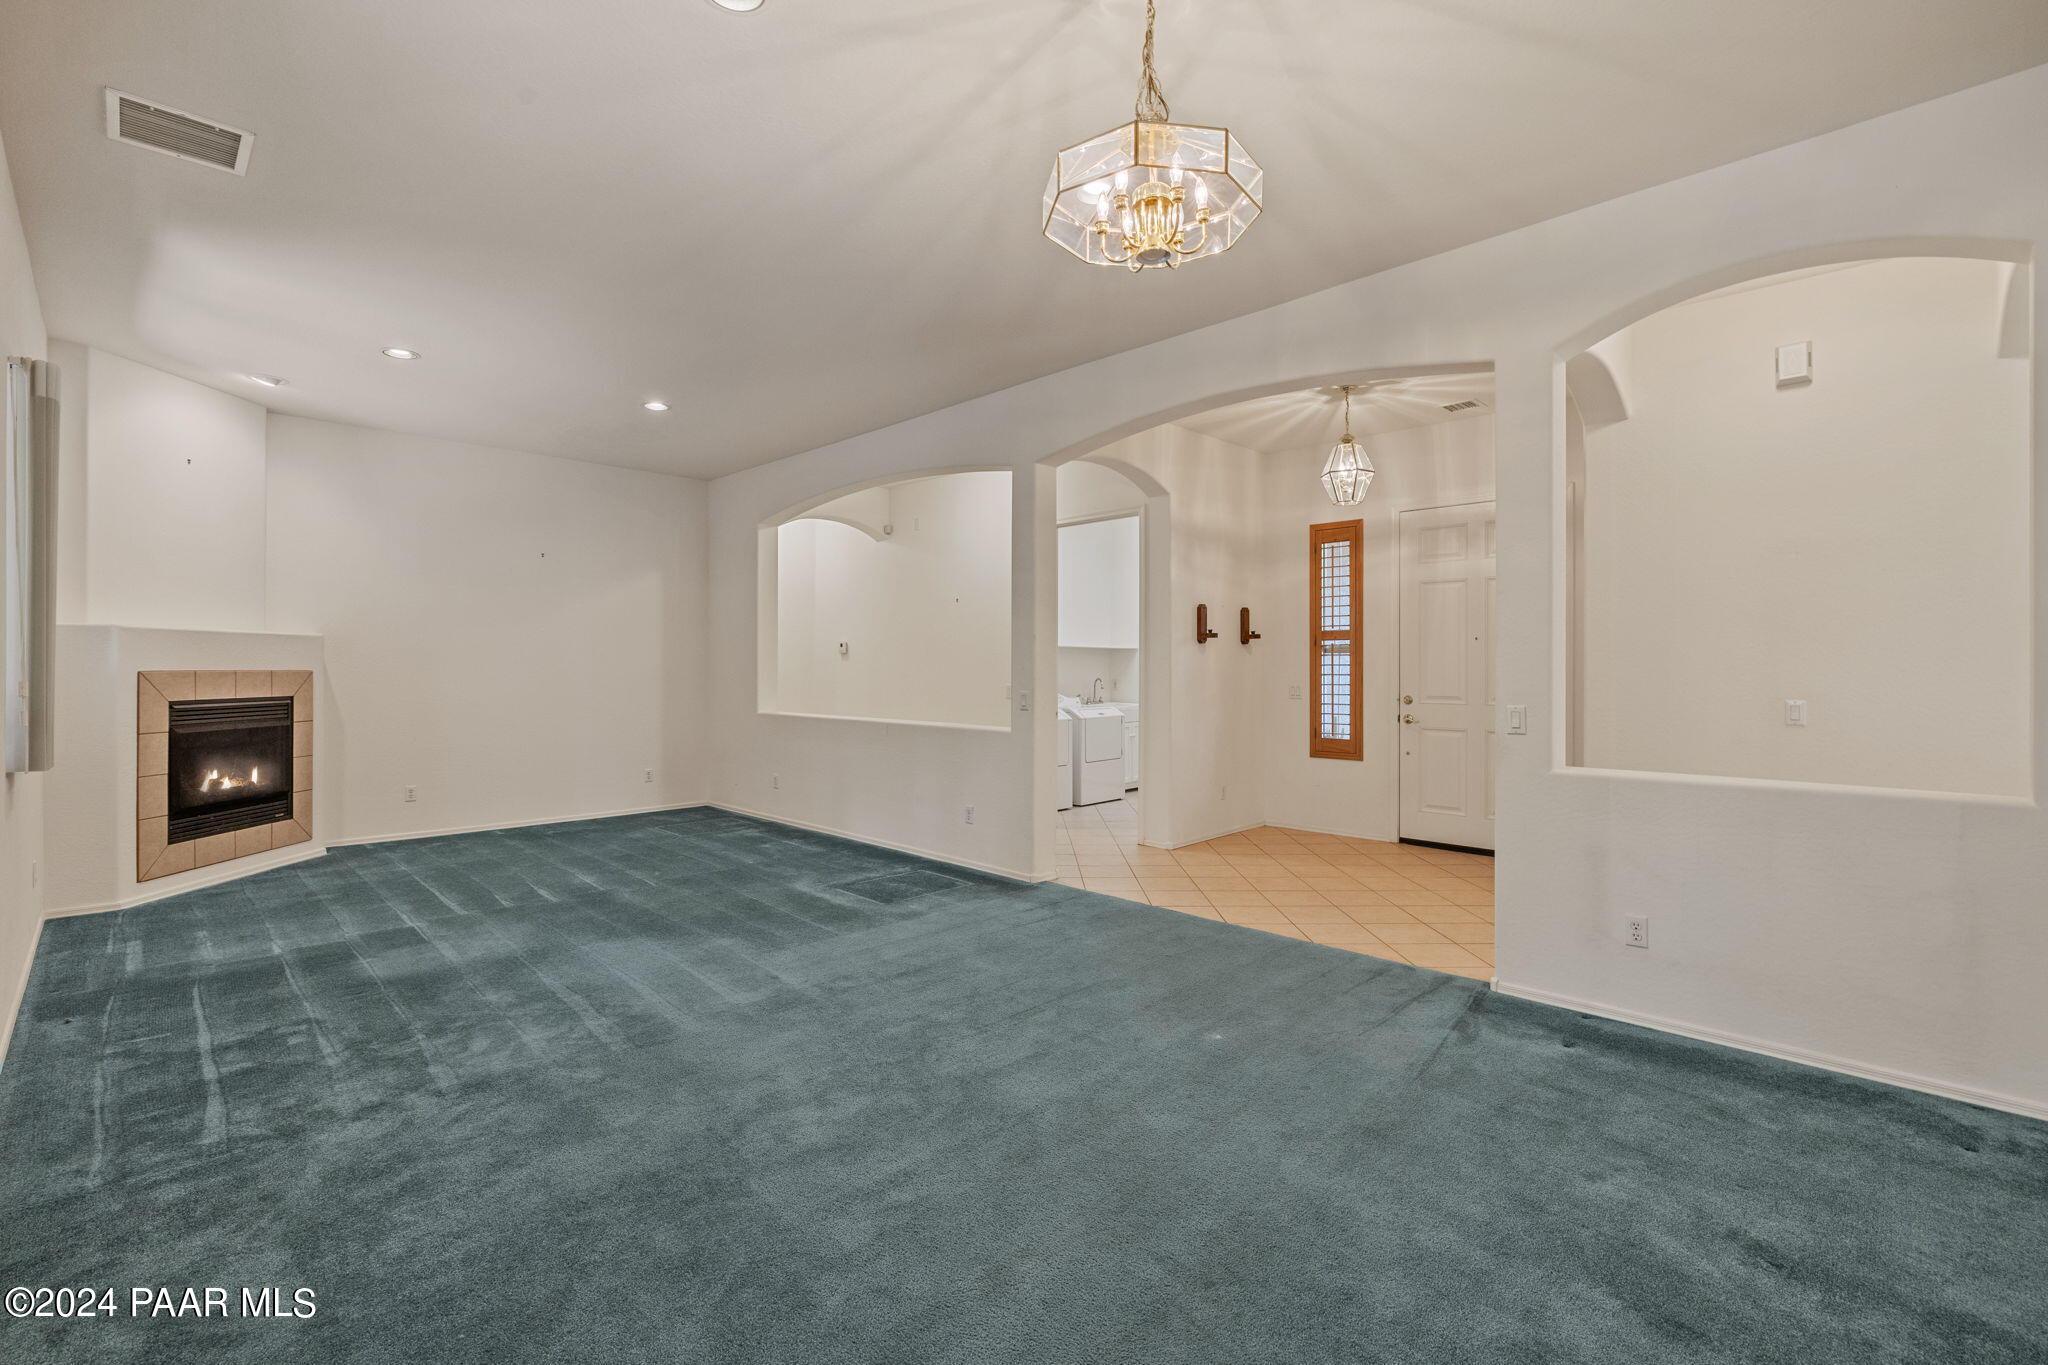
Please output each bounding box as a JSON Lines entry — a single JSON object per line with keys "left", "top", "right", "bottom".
{"left": 1, "top": 808, "right": 2043, "bottom": 1363}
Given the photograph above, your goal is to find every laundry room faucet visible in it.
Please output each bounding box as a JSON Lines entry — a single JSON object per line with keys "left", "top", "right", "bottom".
{"left": 1091, "top": 677, "right": 1106, "bottom": 703}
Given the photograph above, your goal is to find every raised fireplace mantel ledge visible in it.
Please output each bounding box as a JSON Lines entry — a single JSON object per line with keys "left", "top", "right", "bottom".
{"left": 44, "top": 625, "right": 327, "bottom": 918}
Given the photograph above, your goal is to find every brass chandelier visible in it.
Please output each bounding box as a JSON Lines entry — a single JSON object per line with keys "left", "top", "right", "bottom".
{"left": 1042, "top": 0, "right": 1263, "bottom": 271}
{"left": 1321, "top": 386, "right": 1376, "bottom": 505}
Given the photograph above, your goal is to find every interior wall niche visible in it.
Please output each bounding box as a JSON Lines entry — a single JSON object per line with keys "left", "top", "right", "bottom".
{"left": 1567, "top": 256, "right": 2032, "bottom": 797}
{"left": 763, "top": 470, "right": 1012, "bottom": 729}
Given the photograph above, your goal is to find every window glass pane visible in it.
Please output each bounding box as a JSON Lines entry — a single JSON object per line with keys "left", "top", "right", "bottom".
{"left": 1318, "top": 640, "right": 1352, "bottom": 740}
{"left": 1318, "top": 542, "right": 1351, "bottom": 632}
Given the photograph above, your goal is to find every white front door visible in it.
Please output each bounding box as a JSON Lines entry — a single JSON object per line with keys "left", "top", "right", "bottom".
{"left": 1398, "top": 502, "right": 1496, "bottom": 850}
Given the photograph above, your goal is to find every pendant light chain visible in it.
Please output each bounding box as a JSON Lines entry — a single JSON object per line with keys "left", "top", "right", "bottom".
{"left": 1341, "top": 385, "right": 1354, "bottom": 443}
{"left": 1135, "top": 0, "right": 1171, "bottom": 123}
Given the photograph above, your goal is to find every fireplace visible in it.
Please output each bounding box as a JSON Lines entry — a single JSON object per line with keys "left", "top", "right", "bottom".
{"left": 138, "top": 669, "right": 313, "bottom": 882}
{"left": 167, "top": 697, "right": 294, "bottom": 842}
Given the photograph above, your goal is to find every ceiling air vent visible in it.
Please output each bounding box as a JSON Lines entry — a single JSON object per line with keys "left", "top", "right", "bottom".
{"left": 104, "top": 89, "right": 253, "bottom": 174}
{"left": 1441, "top": 399, "right": 1487, "bottom": 413}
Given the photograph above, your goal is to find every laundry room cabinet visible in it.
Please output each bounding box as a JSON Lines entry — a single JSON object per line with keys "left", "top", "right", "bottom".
{"left": 1058, "top": 517, "right": 1140, "bottom": 649}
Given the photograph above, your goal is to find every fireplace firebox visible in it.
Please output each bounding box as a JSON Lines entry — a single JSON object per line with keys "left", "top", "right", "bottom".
{"left": 167, "top": 696, "right": 295, "bottom": 842}
{"left": 138, "top": 669, "right": 313, "bottom": 882}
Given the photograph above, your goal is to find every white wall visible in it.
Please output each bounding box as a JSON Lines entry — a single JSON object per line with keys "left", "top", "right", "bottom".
{"left": 1056, "top": 460, "right": 1148, "bottom": 521}
{"left": 58, "top": 346, "right": 268, "bottom": 631}
{"left": 1257, "top": 417, "right": 1496, "bottom": 839}
{"left": 770, "top": 471, "right": 1010, "bottom": 728}
{"left": 703, "top": 64, "right": 2048, "bottom": 1117}
{"left": 1579, "top": 257, "right": 2030, "bottom": 796}
{"left": 0, "top": 126, "right": 45, "bottom": 1059}
{"left": 264, "top": 415, "right": 708, "bottom": 842}
{"left": 1057, "top": 647, "right": 1137, "bottom": 703}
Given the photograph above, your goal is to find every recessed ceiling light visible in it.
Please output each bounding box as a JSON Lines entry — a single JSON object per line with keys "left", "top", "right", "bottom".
{"left": 707, "top": 0, "right": 764, "bottom": 10}
{"left": 381, "top": 347, "right": 420, "bottom": 360}
{"left": 246, "top": 374, "right": 286, "bottom": 387}
{"left": 643, "top": 401, "right": 670, "bottom": 412}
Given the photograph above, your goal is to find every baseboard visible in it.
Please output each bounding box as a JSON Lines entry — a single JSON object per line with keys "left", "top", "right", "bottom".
{"left": 41, "top": 843, "right": 331, "bottom": 920}
{"left": 1158, "top": 818, "right": 1266, "bottom": 851}
{"left": 0, "top": 923, "right": 39, "bottom": 1066}
{"left": 1494, "top": 981, "right": 2048, "bottom": 1122}
{"left": 1250, "top": 817, "right": 1399, "bottom": 844}
{"left": 327, "top": 801, "right": 708, "bottom": 848}
{"left": 711, "top": 802, "right": 1041, "bottom": 883}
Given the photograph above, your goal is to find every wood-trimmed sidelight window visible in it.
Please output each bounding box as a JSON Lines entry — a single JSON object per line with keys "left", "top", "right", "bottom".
{"left": 1310, "top": 519, "right": 1364, "bottom": 760}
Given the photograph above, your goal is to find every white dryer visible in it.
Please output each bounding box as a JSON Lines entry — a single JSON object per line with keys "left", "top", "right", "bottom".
{"left": 1061, "top": 700, "right": 1126, "bottom": 806}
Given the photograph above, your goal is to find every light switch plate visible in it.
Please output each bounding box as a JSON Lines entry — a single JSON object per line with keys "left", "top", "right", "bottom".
{"left": 1504, "top": 705, "right": 1528, "bottom": 735}
{"left": 1775, "top": 340, "right": 1812, "bottom": 386}
{"left": 1785, "top": 699, "right": 1807, "bottom": 727}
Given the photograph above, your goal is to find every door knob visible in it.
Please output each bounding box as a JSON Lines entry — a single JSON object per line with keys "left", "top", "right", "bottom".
{"left": 1401, "top": 714, "right": 1417, "bottom": 724}
{"left": 1402, "top": 695, "right": 1414, "bottom": 705}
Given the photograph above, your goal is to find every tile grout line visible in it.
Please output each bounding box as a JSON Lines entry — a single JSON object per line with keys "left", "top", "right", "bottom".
{"left": 1054, "top": 799, "right": 1493, "bottom": 979}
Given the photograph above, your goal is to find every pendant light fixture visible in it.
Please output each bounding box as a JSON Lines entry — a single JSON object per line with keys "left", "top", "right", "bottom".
{"left": 1042, "top": 0, "right": 1263, "bottom": 272}
{"left": 1321, "top": 386, "right": 1376, "bottom": 505}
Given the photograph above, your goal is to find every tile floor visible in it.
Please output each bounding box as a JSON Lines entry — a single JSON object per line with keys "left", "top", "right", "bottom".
{"left": 1056, "top": 795, "right": 1493, "bottom": 979}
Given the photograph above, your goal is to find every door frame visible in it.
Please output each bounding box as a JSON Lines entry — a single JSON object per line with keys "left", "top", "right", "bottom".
{"left": 1396, "top": 498, "right": 1498, "bottom": 851}
{"left": 1053, "top": 502, "right": 1159, "bottom": 836}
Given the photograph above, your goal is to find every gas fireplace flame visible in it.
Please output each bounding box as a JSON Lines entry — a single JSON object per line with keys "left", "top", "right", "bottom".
{"left": 200, "top": 766, "right": 261, "bottom": 793}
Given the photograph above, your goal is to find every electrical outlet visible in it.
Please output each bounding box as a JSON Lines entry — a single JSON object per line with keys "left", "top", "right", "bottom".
{"left": 1625, "top": 915, "right": 1650, "bottom": 948}
{"left": 642, "top": 769, "right": 654, "bottom": 784}
{"left": 964, "top": 805, "right": 975, "bottom": 825}
{"left": 403, "top": 785, "right": 417, "bottom": 803}
{"left": 1287, "top": 684, "right": 1302, "bottom": 700}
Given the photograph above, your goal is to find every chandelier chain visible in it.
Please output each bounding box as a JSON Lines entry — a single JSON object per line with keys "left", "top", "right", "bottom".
{"left": 1135, "top": 0, "right": 1171, "bottom": 124}
{"left": 1341, "top": 385, "right": 1354, "bottom": 442}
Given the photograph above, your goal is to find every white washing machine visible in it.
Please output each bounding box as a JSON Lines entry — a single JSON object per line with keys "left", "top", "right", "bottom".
{"left": 1061, "top": 700, "right": 1126, "bottom": 806}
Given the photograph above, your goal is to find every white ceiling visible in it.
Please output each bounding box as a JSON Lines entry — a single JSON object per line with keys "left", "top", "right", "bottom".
{"left": 1176, "top": 372, "right": 1493, "bottom": 452}
{"left": 2, "top": 2, "right": 2044, "bottom": 479}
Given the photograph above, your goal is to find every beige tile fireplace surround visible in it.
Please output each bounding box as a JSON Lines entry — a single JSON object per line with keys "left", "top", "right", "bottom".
{"left": 137, "top": 669, "right": 314, "bottom": 882}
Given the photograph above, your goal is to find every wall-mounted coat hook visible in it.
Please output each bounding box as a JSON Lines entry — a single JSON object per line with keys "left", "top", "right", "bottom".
{"left": 1195, "top": 603, "right": 1219, "bottom": 644}
{"left": 1239, "top": 607, "right": 1261, "bottom": 645}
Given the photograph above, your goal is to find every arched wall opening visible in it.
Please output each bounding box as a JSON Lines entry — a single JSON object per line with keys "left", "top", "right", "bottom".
{"left": 758, "top": 467, "right": 1015, "bottom": 730}
{"left": 1033, "top": 365, "right": 1500, "bottom": 894}
{"left": 1561, "top": 252, "right": 2034, "bottom": 798}
{"left": 1050, "top": 455, "right": 1171, "bottom": 848}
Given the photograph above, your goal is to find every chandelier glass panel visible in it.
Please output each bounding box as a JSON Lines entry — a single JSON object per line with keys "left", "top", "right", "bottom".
{"left": 1042, "top": 1, "right": 1263, "bottom": 271}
